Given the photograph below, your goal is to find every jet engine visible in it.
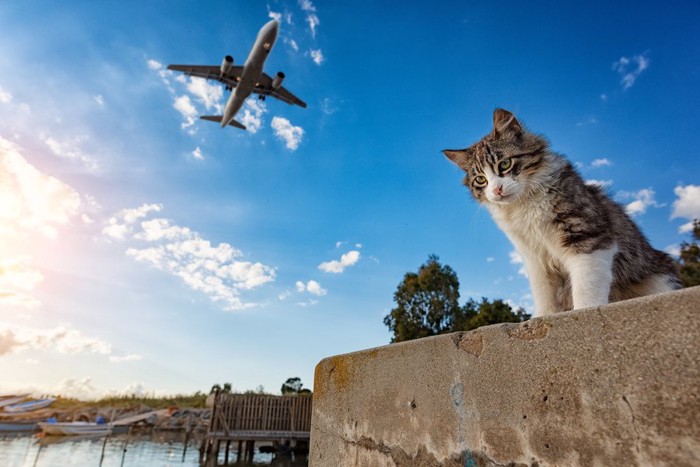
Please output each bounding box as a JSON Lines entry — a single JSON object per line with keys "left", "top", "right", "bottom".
{"left": 271, "top": 71, "right": 285, "bottom": 89}
{"left": 220, "top": 55, "right": 234, "bottom": 76}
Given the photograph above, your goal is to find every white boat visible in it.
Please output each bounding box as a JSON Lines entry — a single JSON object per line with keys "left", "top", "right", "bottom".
{"left": 3, "top": 398, "right": 56, "bottom": 413}
{"left": 0, "top": 395, "right": 30, "bottom": 408}
{"left": 38, "top": 421, "right": 113, "bottom": 436}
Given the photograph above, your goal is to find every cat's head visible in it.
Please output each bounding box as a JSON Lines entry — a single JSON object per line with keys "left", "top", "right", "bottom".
{"left": 443, "top": 109, "right": 549, "bottom": 206}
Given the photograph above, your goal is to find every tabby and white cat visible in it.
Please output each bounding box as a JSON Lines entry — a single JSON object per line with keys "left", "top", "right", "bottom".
{"left": 443, "top": 109, "right": 680, "bottom": 316}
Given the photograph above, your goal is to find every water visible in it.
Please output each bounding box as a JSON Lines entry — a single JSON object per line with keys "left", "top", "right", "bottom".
{"left": 0, "top": 432, "right": 308, "bottom": 467}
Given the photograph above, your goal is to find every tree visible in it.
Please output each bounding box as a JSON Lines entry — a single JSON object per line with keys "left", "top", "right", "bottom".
{"left": 460, "top": 298, "right": 530, "bottom": 331}
{"left": 383, "top": 256, "right": 531, "bottom": 343}
{"left": 679, "top": 219, "right": 700, "bottom": 287}
{"left": 281, "top": 377, "right": 310, "bottom": 395}
{"left": 383, "top": 255, "right": 461, "bottom": 343}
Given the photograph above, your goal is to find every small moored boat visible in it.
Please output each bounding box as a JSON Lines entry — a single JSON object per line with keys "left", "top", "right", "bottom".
{"left": 3, "top": 398, "right": 56, "bottom": 413}
{"left": 0, "top": 395, "right": 30, "bottom": 408}
{"left": 38, "top": 421, "right": 113, "bottom": 436}
{"left": 0, "top": 421, "right": 39, "bottom": 433}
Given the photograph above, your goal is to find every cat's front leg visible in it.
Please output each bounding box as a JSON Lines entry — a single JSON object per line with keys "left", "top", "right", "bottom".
{"left": 564, "top": 246, "right": 617, "bottom": 310}
{"left": 524, "top": 259, "right": 559, "bottom": 316}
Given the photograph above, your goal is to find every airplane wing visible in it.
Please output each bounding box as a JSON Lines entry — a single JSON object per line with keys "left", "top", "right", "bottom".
{"left": 255, "top": 73, "right": 307, "bottom": 108}
{"left": 167, "top": 64, "right": 244, "bottom": 89}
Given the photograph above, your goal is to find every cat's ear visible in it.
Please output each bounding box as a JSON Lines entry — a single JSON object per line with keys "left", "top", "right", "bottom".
{"left": 442, "top": 149, "right": 470, "bottom": 169}
{"left": 493, "top": 108, "right": 523, "bottom": 138}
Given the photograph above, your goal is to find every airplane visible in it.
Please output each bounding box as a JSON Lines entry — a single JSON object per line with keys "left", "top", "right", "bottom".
{"left": 167, "top": 19, "right": 306, "bottom": 130}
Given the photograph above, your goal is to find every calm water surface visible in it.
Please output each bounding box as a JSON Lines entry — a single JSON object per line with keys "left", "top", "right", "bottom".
{"left": 0, "top": 432, "right": 308, "bottom": 467}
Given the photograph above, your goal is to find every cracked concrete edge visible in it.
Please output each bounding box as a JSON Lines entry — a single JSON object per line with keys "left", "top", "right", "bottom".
{"left": 310, "top": 286, "right": 700, "bottom": 467}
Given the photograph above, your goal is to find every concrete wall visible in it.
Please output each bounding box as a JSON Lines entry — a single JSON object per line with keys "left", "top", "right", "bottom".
{"left": 310, "top": 287, "right": 700, "bottom": 467}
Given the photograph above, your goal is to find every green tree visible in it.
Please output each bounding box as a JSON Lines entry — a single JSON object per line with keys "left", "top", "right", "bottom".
{"left": 383, "top": 256, "right": 531, "bottom": 343}
{"left": 679, "top": 219, "right": 700, "bottom": 287}
{"left": 461, "top": 298, "right": 530, "bottom": 331}
{"left": 281, "top": 377, "right": 311, "bottom": 395}
{"left": 383, "top": 255, "right": 461, "bottom": 343}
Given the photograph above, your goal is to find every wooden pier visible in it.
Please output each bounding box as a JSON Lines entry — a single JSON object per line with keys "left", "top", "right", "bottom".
{"left": 200, "top": 392, "right": 312, "bottom": 465}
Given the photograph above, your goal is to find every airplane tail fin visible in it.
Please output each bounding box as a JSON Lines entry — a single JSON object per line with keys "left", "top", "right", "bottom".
{"left": 200, "top": 115, "right": 247, "bottom": 130}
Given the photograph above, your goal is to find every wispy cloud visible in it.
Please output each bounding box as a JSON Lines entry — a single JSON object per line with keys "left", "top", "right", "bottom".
{"left": 43, "top": 134, "right": 99, "bottom": 172}
{"left": 612, "top": 52, "right": 650, "bottom": 90}
{"left": 0, "top": 86, "right": 12, "bottom": 103}
{"left": 103, "top": 204, "right": 276, "bottom": 310}
{"left": 192, "top": 147, "right": 204, "bottom": 160}
{"left": 0, "top": 324, "right": 111, "bottom": 356}
{"left": 620, "top": 188, "right": 662, "bottom": 216}
{"left": 271, "top": 117, "right": 304, "bottom": 150}
{"left": 109, "top": 354, "right": 143, "bottom": 363}
{"left": 591, "top": 158, "right": 612, "bottom": 168}
{"left": 509, "top": 250, "right": 527, "bottom": 277}
{"left": 671, "top": 184, "right": 700, "bottom": 233}
{"left": 295, "top": 279, "right": 327, "bottom": 296}
{"left": 240, "top": 99, "right": 267, "bottom": 133}
{"left": 310, "top": 49, "right": 324, "bottom": 65}
{"left": 585, "top": 179, "right": 613, "bottom": 188}
{"left": 319, "top": 250, "right": 360, "bottom": 273}
{"left": 299, "top": 0, "right": 320, "bottom": 38}
{"left": 173, "top": 95, "right": 197, "bottom": 130}
{"left": 0, "top": 137, "right": 84, "bottom": 241}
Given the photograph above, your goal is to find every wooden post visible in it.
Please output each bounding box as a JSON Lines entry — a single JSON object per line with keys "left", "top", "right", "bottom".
{"left": 236, "top": 440, "right": 243, "bottom": 464}
{"left": 224, "top": 440, "right": 230, "bottom": 465}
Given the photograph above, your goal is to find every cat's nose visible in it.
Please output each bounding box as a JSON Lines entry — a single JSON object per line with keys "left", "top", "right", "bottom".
{"left": 493, "top": 185, "right": 504, "bottom": 196}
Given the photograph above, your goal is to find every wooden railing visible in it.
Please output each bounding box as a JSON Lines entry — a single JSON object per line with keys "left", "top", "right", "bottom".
{"left": 209, "top": 393, "right": 312, "bottom": 435}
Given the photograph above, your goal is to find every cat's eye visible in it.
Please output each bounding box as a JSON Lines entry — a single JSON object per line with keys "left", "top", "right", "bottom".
{"left": 499, "top": 159, "right": 513, "bottom": 172}
{"left": 473, "top": 175, "right": 488, "bottom": 187}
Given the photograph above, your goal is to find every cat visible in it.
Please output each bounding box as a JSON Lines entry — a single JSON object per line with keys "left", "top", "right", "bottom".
{"left": 443, "top": 108, "right": 680, "bottom": 316}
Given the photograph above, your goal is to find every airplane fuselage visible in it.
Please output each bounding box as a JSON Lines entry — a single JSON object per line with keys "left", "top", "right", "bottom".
{"left": 221, "top": 20, "right": 278, "bottom": 127}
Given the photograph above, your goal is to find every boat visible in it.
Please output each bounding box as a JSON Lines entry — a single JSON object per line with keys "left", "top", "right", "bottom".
{"left": 3, "top": 398, "right": 56, "bottom": 413}
{"left": 0, "top": 395, "right": 30, "bottom": 408}
{"left": 37, "top": 421, "right": 113, "bottom": 436}
{"left": 0, "top": 421, "right": 39, "bottom": 433}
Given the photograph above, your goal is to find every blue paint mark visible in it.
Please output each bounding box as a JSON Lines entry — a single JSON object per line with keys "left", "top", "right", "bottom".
{"left": 463, "top": 451, "right": 477, "bottom": 467}
{"left": 451, "top": 383, "right": 465, "bottom": 408}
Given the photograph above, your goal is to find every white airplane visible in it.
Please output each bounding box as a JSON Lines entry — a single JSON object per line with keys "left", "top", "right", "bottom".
{"left": 168, "top": 19, "right": 306, "bottom": 130}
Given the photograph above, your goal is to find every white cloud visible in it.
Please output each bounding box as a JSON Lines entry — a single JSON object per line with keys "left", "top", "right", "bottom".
{"left": 320, "top": 98, "right": 338, "bottom": 115}
{"left": 612, "top": 53, "right": 650, "bottom": 90}
{"left": 268, "top": 10, "right": 282, "bottom": 22}
{"left": 102, "top": 204, "right": 162, "bottom": 241}
{"left": 187, "top": 77, "right": 223, "bottom": 113}
{"left": 0, "top": 324, "right": 111, "bottom": 356}
{"left": 104, "top": 205, "right": 275, "bottom": 310}
{"left": 109, "top": 354, "right": 143, "bottom": 363}
{"left": 306, "top": 14, "right": 320, "bottom": 38}
{"left": 192, "top": 147, "right": 204, "bottom": 160}
{"left": 43, "top": 135, "right": 99, "bottom": 171}
{"left": 319, "top": 250, "right": 360, "bottom": 273}
{"left": 93, "top": 95, "right": 104, "bottom": 107}
{"left": 173, "top": 95, "right": 197, "bottom": 129}
{"left": 509, "top": 250, "right": 527, "bottom": 277}
{"left": 0, "top": 137, "right": 83, "bottom": 240}
{"left": 0, "top": 257, "right": 43, "bottom": 309}
{"left": 271, "top": 117, "right": 304, "bottom": 150}
{"left": 299, "top": 0, "right": 316, "bottom": 11}
{"left": 295, "top": 280, "right": 327, "bottom": 296}
{"left": 621, "top": 188, "right": 661, "bottom": 216}
{"left": 671, "top": 185, "right": 700, "bottom": 233}
{"left": 591, "top": 158, "right": 612, "bottom": 168}
{"left": 278, "top": 290, "right": 292, "bottom": 300}
{"left": 285, "top": 38, "right": 299, "bottom": 52}
{"left": 240, "top": 99, "right": 267, "bottom": 134}
{"left": 585, "top": 179, "right": 613, "bottom": 188}
{"left": 665, "top": 244, "right": 681, "bottom": 257}
{"left": 305, "top": 280, "right": 327, "bottom": 296}
{"left": 0, "top": 86, "right": 13, "bottom": 103}
{"left": 310, "top": 49, "right": 324, "bottom": 65}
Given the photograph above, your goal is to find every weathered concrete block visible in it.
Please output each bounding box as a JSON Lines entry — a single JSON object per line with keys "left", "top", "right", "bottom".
{"left": 310, "top": 287, "right": 700, "bottom": 467}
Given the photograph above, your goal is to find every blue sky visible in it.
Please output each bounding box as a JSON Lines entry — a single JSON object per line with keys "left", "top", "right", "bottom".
{"left": 0, "top": 0, "right": 698, "bottom": 398}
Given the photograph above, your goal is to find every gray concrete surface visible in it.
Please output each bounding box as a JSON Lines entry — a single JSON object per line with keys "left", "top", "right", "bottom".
{"left": 310, "top": 286, "right": 700, "bottom": 466}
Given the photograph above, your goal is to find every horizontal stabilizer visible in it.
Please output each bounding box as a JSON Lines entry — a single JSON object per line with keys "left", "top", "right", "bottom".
{"left": 200, "top": 115, "right": 247, "bottom": 130}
